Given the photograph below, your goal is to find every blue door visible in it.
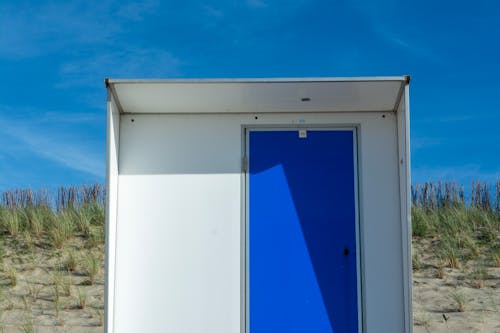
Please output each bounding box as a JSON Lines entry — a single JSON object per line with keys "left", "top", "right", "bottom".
{"left": 248, "top": 129, "right": 358, "bottom": 333}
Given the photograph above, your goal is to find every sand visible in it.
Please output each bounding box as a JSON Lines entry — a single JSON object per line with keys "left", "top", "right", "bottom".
{"left": 412, "top": 239, "right": 500, "bottom": 333}
{"left": 0, "top": 235, "right": 104, "bottom": 333}
{"left": 1, "top": 236, "right": 498, "bottom": 332}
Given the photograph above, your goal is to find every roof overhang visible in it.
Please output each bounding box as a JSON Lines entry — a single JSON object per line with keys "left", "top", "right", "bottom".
{"left": 105, "top": 76, "right": 410, "bottom": 114}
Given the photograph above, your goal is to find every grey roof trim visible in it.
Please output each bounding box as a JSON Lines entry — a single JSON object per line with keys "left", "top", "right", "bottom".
{"left": 105, "top": 76, "right": 410, "bottom": 86}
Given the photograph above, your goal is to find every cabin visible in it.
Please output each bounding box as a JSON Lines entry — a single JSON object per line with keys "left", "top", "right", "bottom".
{"left": 105, "top": 77, "right": 412, "bottom": 333}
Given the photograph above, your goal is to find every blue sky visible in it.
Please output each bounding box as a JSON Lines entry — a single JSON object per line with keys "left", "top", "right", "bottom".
{"left": 0, "top": 0, "right": 498, "bottom": 190}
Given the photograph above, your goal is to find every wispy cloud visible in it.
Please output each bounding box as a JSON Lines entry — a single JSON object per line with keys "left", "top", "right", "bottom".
{"left": 1, "top": 0, "right": 182, "bottom": 116}
{"left": 58, "top": 47, "right": 182, "bottom": 88}
{"left": 116, "top": 0, "right": 159, "bottom": 21}
{"left": 10, "top": 130, "right": 102, "bottom": 177}
{"left": 378, "top": 28, "right": 443, "bottom": 64}
{"left": 0, "top": 114, "right": 103, "bottom": 178}
{"left": 411, "top": 137, "right": 442, "bottom": 150}
{"left": 246, "top": 0, "right": 268, "bottom": 9}
{"left": 38, "top": 112, "right": 103, "bottom": 123}
{"left": 0, "top": 105, "right": 102, "bottom": 124}
{"left": 349, "top": 2, "right": 443, "bottom": 64}
{"left": 0, "top": 1, "right": 118, "bottom": 58}
{"left": 0, "top": 0, "right": 162, "bottom": 59}
{"left": 203, "top": 5, "right": 224, "bottom": 18}
{"left": 416, "top": 114, "right": 476, "bottom": 124}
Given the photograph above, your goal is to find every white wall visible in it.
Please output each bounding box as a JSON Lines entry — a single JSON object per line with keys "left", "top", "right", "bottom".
{"left": 111, "top": 112, "right": 408, "bottom": 333}
{"left": 105, "top": 93, "right": 120, "bottom": 333}
{"left": 397, "top": 87, "right": 413, "bottom": 333}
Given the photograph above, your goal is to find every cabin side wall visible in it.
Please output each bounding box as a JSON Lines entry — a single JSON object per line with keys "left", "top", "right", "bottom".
{"left": 105, "top": 92, "right": 120, "bottom": 333}
{"left": 397, "top": 85, "right": 412, "bottom": 333}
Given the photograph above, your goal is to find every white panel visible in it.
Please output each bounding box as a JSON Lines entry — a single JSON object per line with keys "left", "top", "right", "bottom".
{"left": 105, "top": 93, "right": 120, "bottom": 333}
{"left": 112, "top": 80, "right": 403, "bottom": 114}
{"left": 112, "top": 112, "right": 408, "bottom": 333}
{"left": 119, "top": 114, "right": 241, "bottom": 175}
{"left": 115, "top": 115, "right": 243, "bottom": 333}
{"left": 397, "top": 86, "right": 413, "bottom": 333}
{"left": 358, "top": 113, "right": 405, "bottom": 332}
{"left": 115, "top": 174, "right": 241, "bottom": 333}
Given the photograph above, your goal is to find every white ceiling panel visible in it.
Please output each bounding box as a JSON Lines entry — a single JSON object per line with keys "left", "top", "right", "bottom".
{"left": 108, "top": 77, "right": 408, "bottom": 114}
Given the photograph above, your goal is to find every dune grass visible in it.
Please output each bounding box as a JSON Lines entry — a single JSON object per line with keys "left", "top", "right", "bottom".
{"left": 411, "top": 184, "right": 499, "bottom": 270}
{"left": 411, "top": 181, "right": 499, "bottom": 329}
{"left": 0, "top": 185, "right": 105, "bottom": 330}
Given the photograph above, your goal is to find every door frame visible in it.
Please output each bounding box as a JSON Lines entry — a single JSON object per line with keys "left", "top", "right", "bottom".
{"left": 241, "top": 125, "right": 364, "bottom": 333}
